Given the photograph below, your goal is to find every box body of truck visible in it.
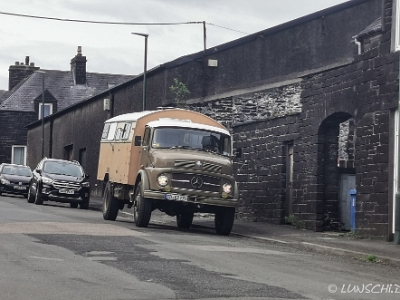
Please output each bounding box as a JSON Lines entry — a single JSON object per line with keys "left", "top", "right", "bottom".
{"left": 97, "top": 109, "right": 240, "bottom": 235}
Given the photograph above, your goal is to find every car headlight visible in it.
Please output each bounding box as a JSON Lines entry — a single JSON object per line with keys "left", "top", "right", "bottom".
{"left": 41, "top": 177, "right": 53, "bottom": 184}
{"left": 157, "top": 174, "right": 169, "bottom": 187}
{"left": 222, "top": 183, "right": 232, "bottom": 194}
{"left": 1, "top": 178, "right": 10, "bottom": 184}
{"left": 81, "top": 182, "right": 90, "bottom": 188}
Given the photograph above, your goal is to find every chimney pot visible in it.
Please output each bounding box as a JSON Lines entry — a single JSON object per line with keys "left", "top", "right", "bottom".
{"left": 25, "top": 56, "right": 30, "bottom": 65}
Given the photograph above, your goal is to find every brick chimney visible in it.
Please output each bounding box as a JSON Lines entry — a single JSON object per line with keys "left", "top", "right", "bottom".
{"left": 8, "top": 56, "right": 39, "bottom": 91}
{"left": 70, "top": 46, "right": 87, "bottom": 85}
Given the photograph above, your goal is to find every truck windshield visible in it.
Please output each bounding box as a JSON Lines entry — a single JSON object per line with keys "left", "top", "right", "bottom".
{"left": 152, "top": 127, "right": 231, "bottom": 156}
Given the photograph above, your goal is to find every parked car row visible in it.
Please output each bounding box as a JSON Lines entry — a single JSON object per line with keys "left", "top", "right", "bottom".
{"left": 0, "top": 158, "right": 90, "bottom": 209}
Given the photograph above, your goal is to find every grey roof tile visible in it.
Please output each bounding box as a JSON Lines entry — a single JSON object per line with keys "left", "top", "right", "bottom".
{"left": 0, "top": 70, "right": 134, "bottom": 112}
{"left": 355, "top": 17, "right": 382, "bottom": 39}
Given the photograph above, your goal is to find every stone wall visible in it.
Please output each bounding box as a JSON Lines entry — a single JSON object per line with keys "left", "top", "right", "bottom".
{"left": 0, "top": 110, "right": 37, "bottom": 164}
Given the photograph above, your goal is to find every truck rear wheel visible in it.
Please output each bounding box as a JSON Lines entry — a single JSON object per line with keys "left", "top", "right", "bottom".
{"left": 133, "top": 182, "right": 152, "bottom": 227}
{"left": 215, "top": 207, "right": 235, "bottom": 235}
{"left": 176, "top": 212, "right": 194, "bottom": 229}
{"left": 102, "top": 182, "right": 119, "bottom": 221}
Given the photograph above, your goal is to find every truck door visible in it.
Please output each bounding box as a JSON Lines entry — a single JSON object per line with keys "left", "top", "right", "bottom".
{"left": 140, "top": 126, "right": 152, "bottom": 168}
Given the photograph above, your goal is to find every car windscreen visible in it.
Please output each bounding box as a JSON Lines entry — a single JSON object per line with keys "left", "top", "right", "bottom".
{"left": 43, "top": 162, "right": 83, "bottom": 177}
{"left": 1, "top": 166, "right": 32, "bottom": 177}
{"left": 151, "top": 127, "right": 231, "bottom": 156}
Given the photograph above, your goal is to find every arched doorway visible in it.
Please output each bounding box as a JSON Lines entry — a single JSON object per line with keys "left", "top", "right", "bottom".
{"left": 317, "top": 112, "right": 355, "bottom": 231}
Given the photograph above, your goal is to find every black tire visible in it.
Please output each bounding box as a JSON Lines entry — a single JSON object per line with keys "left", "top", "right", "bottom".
{"left": 34, "top": 184, "right": 43, "bottom": 205}
{"left": 215, "top": 207, "right": 235, "bottom": 235}
{"left": 70, "top": 202, "right": 78, "bottom": 208}
{"left": 27, "top": 184, "right": 35, "bottom": 203}
{"left": 80, "top": 197, "right": 90, "bottom": 209}
{"left": 133, "top": 182, "right": 152, "bottom": 227}
{"left": 102, "top": 182, "right": 119, "bottom": 220}
{"left": 176, "top": 212, "right": 194, "bottom": 229}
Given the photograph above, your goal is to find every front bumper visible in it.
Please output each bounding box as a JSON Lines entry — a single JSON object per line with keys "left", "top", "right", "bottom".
{"left": 143, "top": 190, "right": 238, "bottom": 208}
{"left": 41, "top": 185, "right": 90, "bottom": 203}
{"left": 0, "top": 183, "right": 29, "bottom": 196}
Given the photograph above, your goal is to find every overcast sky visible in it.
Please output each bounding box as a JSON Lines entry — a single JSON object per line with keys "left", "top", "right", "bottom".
{"left": 0, "top": 0, "right": 350, "bottom": 91}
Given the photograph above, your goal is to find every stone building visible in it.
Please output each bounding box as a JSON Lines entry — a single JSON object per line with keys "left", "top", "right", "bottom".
{"left": 26, "top": 0, "right": 400, "bottom": 239}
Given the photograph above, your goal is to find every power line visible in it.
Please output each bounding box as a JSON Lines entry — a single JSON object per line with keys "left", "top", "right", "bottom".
{"left": 207, "top": 23, "right": 248, "bottom": 35}
{"left": 0, "top": 11, "right": 246, "bottom": 34}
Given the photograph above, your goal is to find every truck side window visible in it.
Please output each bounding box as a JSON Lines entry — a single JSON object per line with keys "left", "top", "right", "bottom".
{"left": 121, "top": 123, "right": 132, "bottom": 140}
{"left": 101, "top": 123, "right": 111, "bottom": 140}
{"left": 107, "top": 123, "right": 117, "bottom": 141}
{"left": 142, "top": 127, "right": 151, "bottom": 146}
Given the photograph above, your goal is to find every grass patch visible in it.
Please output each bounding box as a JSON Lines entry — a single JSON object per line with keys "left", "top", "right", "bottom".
{"left": 285, "top": 214, "right": 306, "bottom": 229}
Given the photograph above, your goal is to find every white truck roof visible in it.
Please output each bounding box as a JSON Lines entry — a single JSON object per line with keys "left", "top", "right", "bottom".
{"left": 146, "top": 119, "right": 230, "bottom": 135}
{"left": 104, "top": 110, "right": 230, "bottom": 135}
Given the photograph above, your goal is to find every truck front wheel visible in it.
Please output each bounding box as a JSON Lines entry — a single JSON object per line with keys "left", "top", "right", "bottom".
{"left": 102, "top": 182, "right": 119, "bottom": 221}
{"left": 215, "top": 207, "right": 235, "bottom": 235}
{"left": 133, "top": 182, "right": 152, "bottom": 227}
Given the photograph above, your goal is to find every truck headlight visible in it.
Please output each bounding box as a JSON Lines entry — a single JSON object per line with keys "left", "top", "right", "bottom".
{"left": 222, "top": 183, "right": 232, "bottom": 194}
{"left": 157, "top": 174, "right": 169, "bottom": 187}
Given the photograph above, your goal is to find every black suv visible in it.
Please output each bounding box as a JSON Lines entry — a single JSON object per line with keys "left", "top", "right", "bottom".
{"left": 28, "top": 158, "right": 90, "bottom": 209}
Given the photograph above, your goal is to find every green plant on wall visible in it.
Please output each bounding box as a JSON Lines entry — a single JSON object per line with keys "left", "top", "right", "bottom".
{"left": 169, "top": 78, "right": 190, "bottom": 107}
{"left": 285, "top": 214, "right": 306, "bottom": 229}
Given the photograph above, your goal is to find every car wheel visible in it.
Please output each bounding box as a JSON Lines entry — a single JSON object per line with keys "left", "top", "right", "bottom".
{"left": 27, "top": 185, "right": 35, "bottom": 203}
{"left": 133, "top": 182, "right": 152, "bottom": 227}
{"left": 176, "top": 212, "right": 194, "bottom": 229}
{"left": 80, "top": 197, "right": 90, "bottom": 209}
{"left": 102, "top": 182, "right": 119, "bottom": 220}
{"left": 34, "top": 184, "right": 43, "bottom": 205}
{"left": 70, "top": 202, "right": 78, "bottom": 208}
{"left": 215, "top": 207, "right": 235, "bottom": 235}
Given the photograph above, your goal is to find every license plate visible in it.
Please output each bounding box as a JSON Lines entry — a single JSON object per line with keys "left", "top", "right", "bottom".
{"left": 165, "top": 194, "right": 188, "bottom": 201}
{"left": 59, "top": 189, "right": 75, "bottom": 194}
{"left": 14, "top": 186, "right": 26, "bottom": 190}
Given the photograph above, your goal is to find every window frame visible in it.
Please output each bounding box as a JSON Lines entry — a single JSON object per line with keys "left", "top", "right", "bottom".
{"left": 11, "top": 145, "right": 27, "bottom": 165}
{"left": 394, "top": 0, "right": 400, "bottom": 51}
{"left": 38, "top": 103, "right": 53, "bottom": 119}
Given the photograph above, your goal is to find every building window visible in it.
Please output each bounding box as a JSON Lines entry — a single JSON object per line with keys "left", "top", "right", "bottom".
{"left": 395, "top": 0, "right": 400, "bottom": 51}
{"left": 38, "top": 103, "right": 53, "bottom": 119}
{"left": 11, "top": 146, "right": 27, "bottom": 165}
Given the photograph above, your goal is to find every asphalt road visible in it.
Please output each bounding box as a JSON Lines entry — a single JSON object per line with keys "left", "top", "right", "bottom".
{"left": 0, "top": 194, "right": 399, "bottom": 300}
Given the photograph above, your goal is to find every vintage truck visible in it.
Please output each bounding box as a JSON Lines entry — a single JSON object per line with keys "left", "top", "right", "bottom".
{"left": 97, "top": 108, "right": 240, "bottom": 235}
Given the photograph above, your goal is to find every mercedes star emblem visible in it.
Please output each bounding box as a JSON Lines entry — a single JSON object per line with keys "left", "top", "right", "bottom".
{"left": 190, "top": 176, "right": 204, "bottom": 189}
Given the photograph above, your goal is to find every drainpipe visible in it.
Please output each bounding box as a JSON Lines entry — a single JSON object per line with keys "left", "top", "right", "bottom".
{"left": 396, "top": 49, "right": 400, "bottom": 245}
{"left": 352, "top": 36, "right": 362, "bottom": 55}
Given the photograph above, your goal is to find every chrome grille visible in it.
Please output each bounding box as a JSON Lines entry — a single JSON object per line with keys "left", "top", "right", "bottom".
{"left": 52, "top": 180, "right": 80, "bottom": 190}
{"left": 171, "top": 173, "right": 221, "bottom": 193}
{"left": 174, "top": 160, "right": 222, "bottom": 173}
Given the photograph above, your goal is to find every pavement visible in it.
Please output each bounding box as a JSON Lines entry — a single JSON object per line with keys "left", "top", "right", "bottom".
{"left": 90, "top": 196, "right": 400, "bottom": 268}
